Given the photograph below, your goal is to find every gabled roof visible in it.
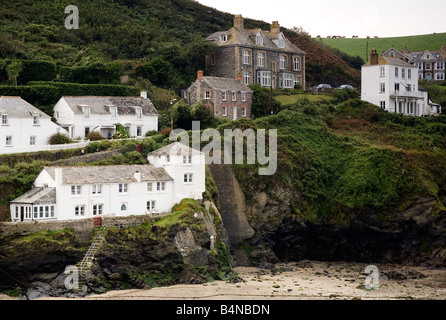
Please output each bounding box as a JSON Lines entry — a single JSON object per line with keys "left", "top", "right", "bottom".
{"left": 60, "top": 96, "right": 158, "bottom": 116}
{"left": 200, "top": 76, "right": 253, "bottom": 92}
{"left": 206, "top": 27, "right": 305, "bottom": 55}
{"left": 11, "top": 187, "right": 56, "bottom": 204}
{"left": 0, "top": 96, "right": 51, "bottom": 118}
{"left": 363, "top": 56, "right": 416, "bottom": 68}
{"left": 148, "top": 142, "right": 202, "bottom": 157}
{"left": 44, "top": 164, "right": 172, "bottom": 184}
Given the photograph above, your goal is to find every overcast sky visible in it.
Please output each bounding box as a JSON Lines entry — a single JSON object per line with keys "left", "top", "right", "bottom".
{"left": 196, "top": 0, "right": 446, "bottom": 38}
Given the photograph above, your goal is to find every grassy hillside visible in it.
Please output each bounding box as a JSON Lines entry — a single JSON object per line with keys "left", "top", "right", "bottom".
{"left": 315, "top": 33, "right": 446, "bottom": 62}
{"left": 0, "top": 0, "right": 360, "bottom": 91}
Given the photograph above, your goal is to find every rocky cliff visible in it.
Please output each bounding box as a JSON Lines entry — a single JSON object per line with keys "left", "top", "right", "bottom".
{"left": 0, "top": 199, "right": 234, "bottom": 299}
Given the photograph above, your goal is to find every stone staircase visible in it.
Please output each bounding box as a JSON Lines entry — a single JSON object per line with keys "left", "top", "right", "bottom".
{"left": 76, "top": 223, "right": 107, "bottom": 278}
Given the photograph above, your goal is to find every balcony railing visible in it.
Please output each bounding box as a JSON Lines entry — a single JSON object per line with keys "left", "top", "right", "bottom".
{"left": 390, "top": 90, "right": 425, "bottom": 99}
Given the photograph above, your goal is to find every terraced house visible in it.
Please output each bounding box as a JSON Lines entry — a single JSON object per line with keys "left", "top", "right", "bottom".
{"left": 382, "top": 44, "right": 446, "bottom": 82}
{"left": 205, "top": 15, "right": 306, "bottom": 90}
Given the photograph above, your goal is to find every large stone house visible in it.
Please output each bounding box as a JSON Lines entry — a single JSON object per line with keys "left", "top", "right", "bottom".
{"left": 205, "top": 15, "right": 306, "bottom": 90}
{"left": 382, "top": 44, "right": 446, "bottom": 82}
{"left": 10, "top": 142, "right": 205, "bottom": 222}
{"left": 0, "top": 96, "right": 67, "bottom": 153}
{"left": 185, "top": 70, "right": 253, "bottom": 120}
{"left": 53, "top": 93, "right": 158, "bottom": 139}
{"left": 361, "top": 49, "right": 441, "bottom": 116}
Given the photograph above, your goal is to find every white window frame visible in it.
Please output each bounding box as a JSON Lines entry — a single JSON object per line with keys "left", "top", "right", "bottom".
{"left": 243, "top": 71, "right": 250, "bottom": 85}
{"left": 258, "top": 52, "right": 265, "bottom": 67}
{"left": 75, "top": 205, "right": 85, "bottom": 216}
{"left": 204, "top": 90, "right": 211, "bottom": 100}
{"left": 395, "top": 67, "right": 399, "bottom": 78}
{"left": 280, "top": 56, "right": 286, "bottom": 69}
{"left": 83, "top": 107, "right": 90, "bottom": 119}
{"left": 379, "top": 66, "right": 385, "bottom": 77}
{"left": 293, "top": 57, "right": 299, "bottom": 71}
{"left": 1, "top": 114, "right": 8, "bottom": 125}
{"left": 110, "top": 107, "right": 117, "bottom": 119}
{"left": 136, "top": 108, "right": 142, "bottom": 119}
{"left": 232, "top": 91, "right": 237, "bottom": 102}
{"left": 93, "top": 204, "right": 103, "bottom": 216}
{"left": 147, "top": 200, "right": 156, "bottom": 211}
{"left": 29, "top": 136, "right": 36, "bottom": 146}
{"left": 257, "top": 71, "right": 271, "bottom": 87}
{"left": 222, "top": 106, "right": 227, "bottom": 117}
{"left": 147, "top": 182, "right": 153, "bottom": 192}
{"left": 183, "top": 155, "right": 192, "bottom": 164}
{"left": 220, "top": 34, "right": 228, "bottom": 42}
{"left": 243, "top": 50, "right": 250, "bottom": 65}
{"left": 379, "top": 83, "right": 385, "bottom": 93}
{"left": 184, "top": 173, "right": 193, "bottom": 183}
{"left": 71, "top": 185, "right": 81, "bottom": 196}
{"left": 156, "top": 181, "right": 166, "bottom": 191}
{"left": 402, "top": 68, "right": 405, "bottom": 79}
{"left": 241, "top": 107, "right": 246, "bottom": 117}
{"left": 241, "top": 92, "right": 246, "bottom": 102}
{"left": 92, "top": 184, "right": 102, "bottom": 195}
{"left": 136, "top": 126, "right": 142, "bottom": 137}
{"left": 278, "top": 35, "right": 285, "bottom": 48}
{"left": 222, "top": 91, "right": 227, "bottom": 101}
{"left": 380, "top": 101, "right": 386, "bottom": 109}
{"left": 282, "top": 74, "right": 294, "bottom": 89}
{"left": 33, "top": 115, "right": 40, "bottom": 125}
{"left": 256, "top": 34, "right": 263, "bottom": 46}
{"left": 119, "top": 183, "right": 128, "bottom": 193}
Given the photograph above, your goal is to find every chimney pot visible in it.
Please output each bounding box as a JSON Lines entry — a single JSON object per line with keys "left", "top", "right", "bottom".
{"left": 236, "top": 74, "right": 243, "bottom": 82}
{"left": 197, "top": 70, "right": 204, "bottom": 81}
{"left": 271, "top": 21, "right": 280, "bottom": 34}
{"left": 234, "top": 14, "right": 244, "bottom": 30}
{"left": 370, "top": 48, "right": 379, "bottom": 65}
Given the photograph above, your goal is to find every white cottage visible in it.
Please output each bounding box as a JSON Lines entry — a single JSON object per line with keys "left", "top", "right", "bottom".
{"left": 53, "top": 94, "right": 158, "bottom": 139}
{"left": 0, "top": 96, "right": 67, "bottom": 153}
{"left": 361, "top": 49, "right": 441, "bottom": 116}
{"left": 10, "top": 142, "right": 206, "bottom": 222}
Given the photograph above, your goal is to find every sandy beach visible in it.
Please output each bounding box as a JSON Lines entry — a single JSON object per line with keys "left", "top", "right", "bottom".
{"left": 6, "top": 261, "right": 442, "bottom": 301}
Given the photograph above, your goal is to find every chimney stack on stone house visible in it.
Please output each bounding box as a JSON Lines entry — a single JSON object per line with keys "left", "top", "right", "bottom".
{"left": 234, "top": 14, "right": 244, "bottom": 30}
{"left": 236, "top": 74, "right": 243, "bottom": 82}
{"left": 370, "top": 48, "right": 379, "bottom": 65}
{"left": 271, "top": 21, "right": 280, "bottom": 34}
{"left": 197, "top": 70, "right": 204, "bottom": 81}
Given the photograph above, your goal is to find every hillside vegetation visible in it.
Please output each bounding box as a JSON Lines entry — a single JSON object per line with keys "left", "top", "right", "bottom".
{"left": 316, "top": 33, "right": 446, "bottom": 62}
{"left": 0, "top": 0, "right": 360, "bottom": 93}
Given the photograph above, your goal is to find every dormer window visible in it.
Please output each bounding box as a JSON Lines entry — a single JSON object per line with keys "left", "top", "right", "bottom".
{"left": 256, "top": 32, "right": 263, "bottom": 46}
{"left": 278, "top": 34, "right": 285, "bottom": 48}
{"left": 109, "top": 106, "right": 117, "bottom": 119}
{"left": 220, "top": 34, "right": 228, "bottom": 42}
{"left": 136, "top": 108, "right": 142, "bottom": 119}
{"left": 83, "top": 107, "right": 90, "bottom": 119}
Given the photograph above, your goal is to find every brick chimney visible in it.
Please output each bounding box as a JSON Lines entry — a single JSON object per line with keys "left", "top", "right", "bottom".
{"left": 369, "top": 48, "right": 378, "bottom": 65}
{"left": 234, "top": 14, "right": 244, "bottom": 30}
{"left": 236, "top": 74, "right": 243, "bottom": 82}
{"left": 271, "top": 21, "right": 280, "bottom": 34}
{"left": 403, "top": 45, "right": 409, "bottom": 55}
{"left": 197, "top": 70, "right": 204, "bottom": 81}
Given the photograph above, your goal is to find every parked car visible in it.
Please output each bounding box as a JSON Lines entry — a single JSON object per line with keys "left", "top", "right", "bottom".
{"left": 317, "top": 84, "right": 332, "bottom": 89}
{"left": 338, "top": 84, "right": 354, "bottom": 90}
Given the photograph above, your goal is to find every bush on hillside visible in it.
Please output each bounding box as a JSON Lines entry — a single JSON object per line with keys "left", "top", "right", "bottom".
{"left": 48, "top": 133, "right": 72, "bottom": 145}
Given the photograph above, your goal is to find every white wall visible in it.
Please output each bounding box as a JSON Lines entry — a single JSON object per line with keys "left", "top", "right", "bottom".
{"left": 0, "top": 115, "right": 67, "bottom": 153}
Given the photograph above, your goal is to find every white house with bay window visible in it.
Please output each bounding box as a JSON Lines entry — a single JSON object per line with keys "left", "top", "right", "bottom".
{"left": 9, "top": 142, "right": 205, "bottom": 222}
{"left": 361, "top": 49, "right": 441, "bottom": 116}
{"left": 53, "top": 93, "right": 158, "bottom": 139}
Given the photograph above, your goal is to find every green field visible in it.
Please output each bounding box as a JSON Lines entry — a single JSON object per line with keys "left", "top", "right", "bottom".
{"left": 274, "top": 93, "right": 334, "bottom": 106}
{"left": 315, "top": 33, "right": 446, "bottom": 62}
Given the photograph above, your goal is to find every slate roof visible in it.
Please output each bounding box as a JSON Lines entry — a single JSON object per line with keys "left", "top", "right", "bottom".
{"left": 0, "top": 96, "right": 51, "bottom": 118}
{"left": 61, "top": 96, "right": 158, "bottom": 116}
{"left": 206, "top": 27, "right": 305, "bottom": 55}
{"left": 201, "top": 76, "right": 253, "bottom": 92}
{"left": 44, "top": 164, "right": 172, "bottom": 184}
{"left": 11, "top": 187, "right": 56, "bottom": 204}
{"left": 148, "top": 142, "right": 202, "bottom": 157}
{"left": 363, "top": 56, "right": 416, "bottom": 68}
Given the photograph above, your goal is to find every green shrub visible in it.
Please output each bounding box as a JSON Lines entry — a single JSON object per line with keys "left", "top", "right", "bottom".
{"left": 48, "top": 133, "right": 72, "bottom": 145}
{"left": 85, "top": 131, "right": 104, "bottom": 141}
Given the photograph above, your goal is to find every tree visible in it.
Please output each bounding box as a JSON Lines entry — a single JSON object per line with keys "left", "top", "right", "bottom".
{"left": 7, "top": 61, "right": 22, "bottom": 86}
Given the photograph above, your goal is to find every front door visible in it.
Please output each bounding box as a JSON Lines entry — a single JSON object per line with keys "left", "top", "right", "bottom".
{"left": 20, "top": 207, "right": 24, "bottom": 222}
{"left": 232, "top": 107, "right": 237, "bottom": 120}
